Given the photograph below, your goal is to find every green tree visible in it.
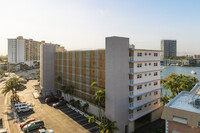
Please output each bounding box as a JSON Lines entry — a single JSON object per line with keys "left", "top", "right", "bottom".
{"left": 98, "top": 117, "right": 119, "bottom": 133}
{"left": 91, "top": 81, "right": 105, "bottom": 120}
{"left": 82, "top": 103, "right": 89, "bottom": 113}
{"left": 2, "top": 78, "right": 25, "bottom": 95}
{"left": 88, "top": 116, "right": 96, "bottom": 124}
{"left": 161, "top": 73, "right": 199, "bottom": 104}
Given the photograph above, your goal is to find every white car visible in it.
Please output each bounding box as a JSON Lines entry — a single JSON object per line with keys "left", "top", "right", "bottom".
{"left": 38, "top": 129, "right": 54, "bottom": 133}
{"left": 15, "top": 103, "right": 31, "bottom": 109}
{"left": 0, "top": 129, "right": 7, "bottom": 133}
{"left": 17, "top": 106, "right": 33, "bottom": 113}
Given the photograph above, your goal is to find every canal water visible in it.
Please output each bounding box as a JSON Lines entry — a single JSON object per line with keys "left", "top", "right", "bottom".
{"left": 161, "top": 66, "right": 200, "bottom": 95}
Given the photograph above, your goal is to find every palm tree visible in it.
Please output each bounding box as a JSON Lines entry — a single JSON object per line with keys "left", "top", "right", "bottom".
{"left": 91, "top": 81, "right": 105, "bottom": 120}
{"left": 82, "top": 103, "right": 89, "bottom": 113}
{"left": 67, "top": 85, "right": 74, "bottom": 101}
{"left": 98, "top": 117, "right": 119, "bottom": 133}
{"left": 88, "top": 116, "right": 96, "bottom": 124}
{"left": 161, "top": 73, "right": 199, "bottom": 104}
{"left": 2, "top": 77, "right": 25, "bottom": 95}
{"left": 61, "top": 86, "right": 68, "bottom": 100}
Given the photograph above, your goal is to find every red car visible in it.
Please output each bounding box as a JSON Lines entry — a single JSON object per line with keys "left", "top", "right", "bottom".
{"left": 20, "top": 118, "right": 35, "bottom": 128}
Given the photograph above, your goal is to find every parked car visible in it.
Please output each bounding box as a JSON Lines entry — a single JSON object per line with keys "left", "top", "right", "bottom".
{"left": 52, "top": 100, "right": 66, "bottom": 108}
{"left": 15, "top": 103, "right": 31, "bottom": 109}
{"left": 17, "top": 106, "right": 33, "bottom": 113}
{"left": 45, "top": 97, "right": 59, "bottom": 104}
{"left": 0, "top": 129, "right": 7, "bottom": 133}
{"left": 22, "top": 120, "right": 44, "bottom": 132}
{"left": 38, "top": 129, "right": 54, "bottom": 133}
{"left": 0, "top": 78, "right": 6, "bottom": 82}
{"left": 20, "top": 118, "right": 35, "bottom": 128}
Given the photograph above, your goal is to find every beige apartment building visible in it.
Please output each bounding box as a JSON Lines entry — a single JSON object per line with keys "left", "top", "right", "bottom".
{"left": 162, "top": 84, "right": 200, "bottom": 133}
{"left": 8, "top": 36, "right": 41, "bottom": 66}
{"left": 41, "top": 36, "right": 162, "bottom": 133}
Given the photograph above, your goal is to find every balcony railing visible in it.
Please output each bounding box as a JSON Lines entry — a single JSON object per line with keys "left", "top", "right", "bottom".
{"left": 130, "top": 56, "right": 134, "bottom": 62}
{"left": 129, "top": 102, "right": 134, "bottom": 108}
{"left": 129, "top": 68, "right": 134, "bottom": 73}
{"left": 129, "top": 91, "right": 134, "bottom": 97}
{"left": 129, "top": 79, "right": 134, "bottom": 84}
{"left": 129, "top": 113, "right": 134, "bottom": 119}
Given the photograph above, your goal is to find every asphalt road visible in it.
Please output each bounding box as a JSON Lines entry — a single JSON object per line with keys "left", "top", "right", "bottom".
{"left": 17, "top": 80, "right": 90, "bottom": 133}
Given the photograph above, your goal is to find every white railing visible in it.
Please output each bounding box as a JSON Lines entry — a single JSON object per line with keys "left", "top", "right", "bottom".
{"left": 129, "top": 102, "right": 134, "bottom": 108}
{"left": 129, "top": 68, "right": 134, "bottom": 73}
{"left": 129, "top": 113, "right": 134, "bottom": 119}
{"left": 129, "top": 91, "right": 134, "bottom": 97}
{"left": 129, "top": 79, "right": 134, "bottom": 84}
{"left": 130, "top": 56, "right": 134, "bottom": 62}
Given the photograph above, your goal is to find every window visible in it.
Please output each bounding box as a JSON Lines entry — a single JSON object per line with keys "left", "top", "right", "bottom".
{"left": 149, "top": 63, "right": 151, "bottom": 66}
{"left": 149, "top": 83, "right": 151, "bottom": 86}
{"left": 154, "top": 91, "right": 158, "bottom": 95}
{"left": 154, "top": 82, "right": 158, "bottom": 86}
{"left": 145, "top": 84, "right": 147, "bottom": 87}
{"left": 137, "top": 85, "right": 142, "bottom": 90}
{"left": 145, "top": 53, "right": 147, "bottom": 56}
{"left": 149, "top": 73, "right": 151, "bottom": 76}
{"left": 154, "top": 72, "right": 158, "bottom": 76}
{"left": 149, "top": 92, "right": 151, "bottom": 96}
{"left": 137, "top": 96, "right": 142, "bottom": 101}
{"left": 145, "top": 94, "right": 147, "bottom": 97}
{"left": 137, "top": 63, "right": 142, "bottom": 68}
{"left": 137, "top": 74, "right": 142, "bottom": 79}
{"left": 145, "top": 74, "right": 147, "bottom": 76}
{"left": 144, "top": 104, "right": 147, "bottom": 107}
{"left": 149, "top": 103, "right": 151, "bottom": 106}
{"left": 149, "top": 53, "right": 151, "bottom": 55}
{"left": 137, "top": 107, "right": 142, "bottom": 112}
{"left": 154, "top": 63, "right": 158, "bottom": 66}
{"left": 154, "top": 102, "right": 158, "bottom": 105}
{"left": 137, "top": 53, "right": 142, "bottom": 56}
{"left": 154, "top": 53, "right": 158, "bottom": 56}
{"left": 198, "top": 122, "right": 200, "bottom": 127}
{"left": 145, "top": 63, "right": 147, "bottom": 66}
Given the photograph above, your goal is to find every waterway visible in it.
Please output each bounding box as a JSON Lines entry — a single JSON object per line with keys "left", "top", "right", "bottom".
{"left": 161, "top": 66, "right": 200, "bottom": 95}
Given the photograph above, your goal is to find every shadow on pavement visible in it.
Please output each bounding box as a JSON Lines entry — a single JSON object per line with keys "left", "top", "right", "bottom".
{"left": 56, "top": 105, "right": 98, "bottom": 133}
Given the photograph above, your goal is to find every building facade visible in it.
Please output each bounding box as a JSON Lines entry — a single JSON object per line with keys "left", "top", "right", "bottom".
{"left": 41, "top": 36, "right": 162, "bottom": 133}
{"left": 161, "top": 40, "right": 177, "bottom": 58}
{"left": 40, "top": 43, "right": 62, "bottom": 96}
{"left": 162, "top": 84, "right": 200, "bottom": 133}
{"left": 8, "top": 36, "right": 41, "bottom": 66}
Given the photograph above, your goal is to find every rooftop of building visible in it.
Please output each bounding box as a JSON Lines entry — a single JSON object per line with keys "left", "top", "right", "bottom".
{"left": 166, "top": 84, "right": 200, "bottom": 114}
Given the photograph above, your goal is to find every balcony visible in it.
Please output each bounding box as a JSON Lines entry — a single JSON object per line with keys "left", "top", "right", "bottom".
{"left": 129, "top": 91, "right": 134, "bottom": 97}
{"left": 129, "top": 102, "right": 134, "bottom": 108}
{"left": 129, "top": 56, "right": 134, "bottom": 62}
{"left": 129, "top": 113, "right": 134, "bottom": 119}
{"left": 129, "top": 79, "right": 134, "bottom": 85}
{"left": 129, "top": 68, "right": 134, "bottom": 74}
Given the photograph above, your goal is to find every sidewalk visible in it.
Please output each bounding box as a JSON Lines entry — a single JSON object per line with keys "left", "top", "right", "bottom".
{"left": 4, "top": 92, "right": 20, "bottom": 133}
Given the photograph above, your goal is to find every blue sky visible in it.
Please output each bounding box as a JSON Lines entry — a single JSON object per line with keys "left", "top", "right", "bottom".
{"left": 1, "top": 0, "right": 200, "bottom": 55}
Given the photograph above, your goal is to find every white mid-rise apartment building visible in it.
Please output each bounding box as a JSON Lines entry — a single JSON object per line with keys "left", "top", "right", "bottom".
{"left": 8, "top": 36, "right": 41, "bottom": 66}
{"left": 106, "top": 37, "right": 162, "bottom": 133}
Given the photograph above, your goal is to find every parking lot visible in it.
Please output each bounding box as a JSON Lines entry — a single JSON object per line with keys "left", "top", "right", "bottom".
{"left": 15, "top": 80, "right": 98, "bottom": 133}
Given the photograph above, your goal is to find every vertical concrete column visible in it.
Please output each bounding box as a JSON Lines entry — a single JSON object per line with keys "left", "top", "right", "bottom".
{"left": 105, "top": 36, "right": 129, "bottom": 133}
{"left": 79, "top": 51, "right": 82, "bottom": 97}
{"left": 128, "top": 121, "right": 135, "bottom": 133}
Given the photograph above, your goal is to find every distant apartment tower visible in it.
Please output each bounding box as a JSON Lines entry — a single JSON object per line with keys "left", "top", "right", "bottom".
{"left": 8, "top": 36, "right": 41, "bottom": 66}
{"left": 162, "top": 84, "right": 200, "bottom": 133}
{"left": 161, "top": 40, "right": 177, "bottom": 58}
{"left": 41, "top": 36, "right": 162, "bottom": 133}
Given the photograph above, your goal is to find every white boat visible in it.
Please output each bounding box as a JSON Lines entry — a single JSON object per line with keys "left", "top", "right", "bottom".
{"left": 162, "top": 66, "right": 166, "bottom": 69}
{"left": 191, "top": 70, "right": 197, "bottom": 74}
